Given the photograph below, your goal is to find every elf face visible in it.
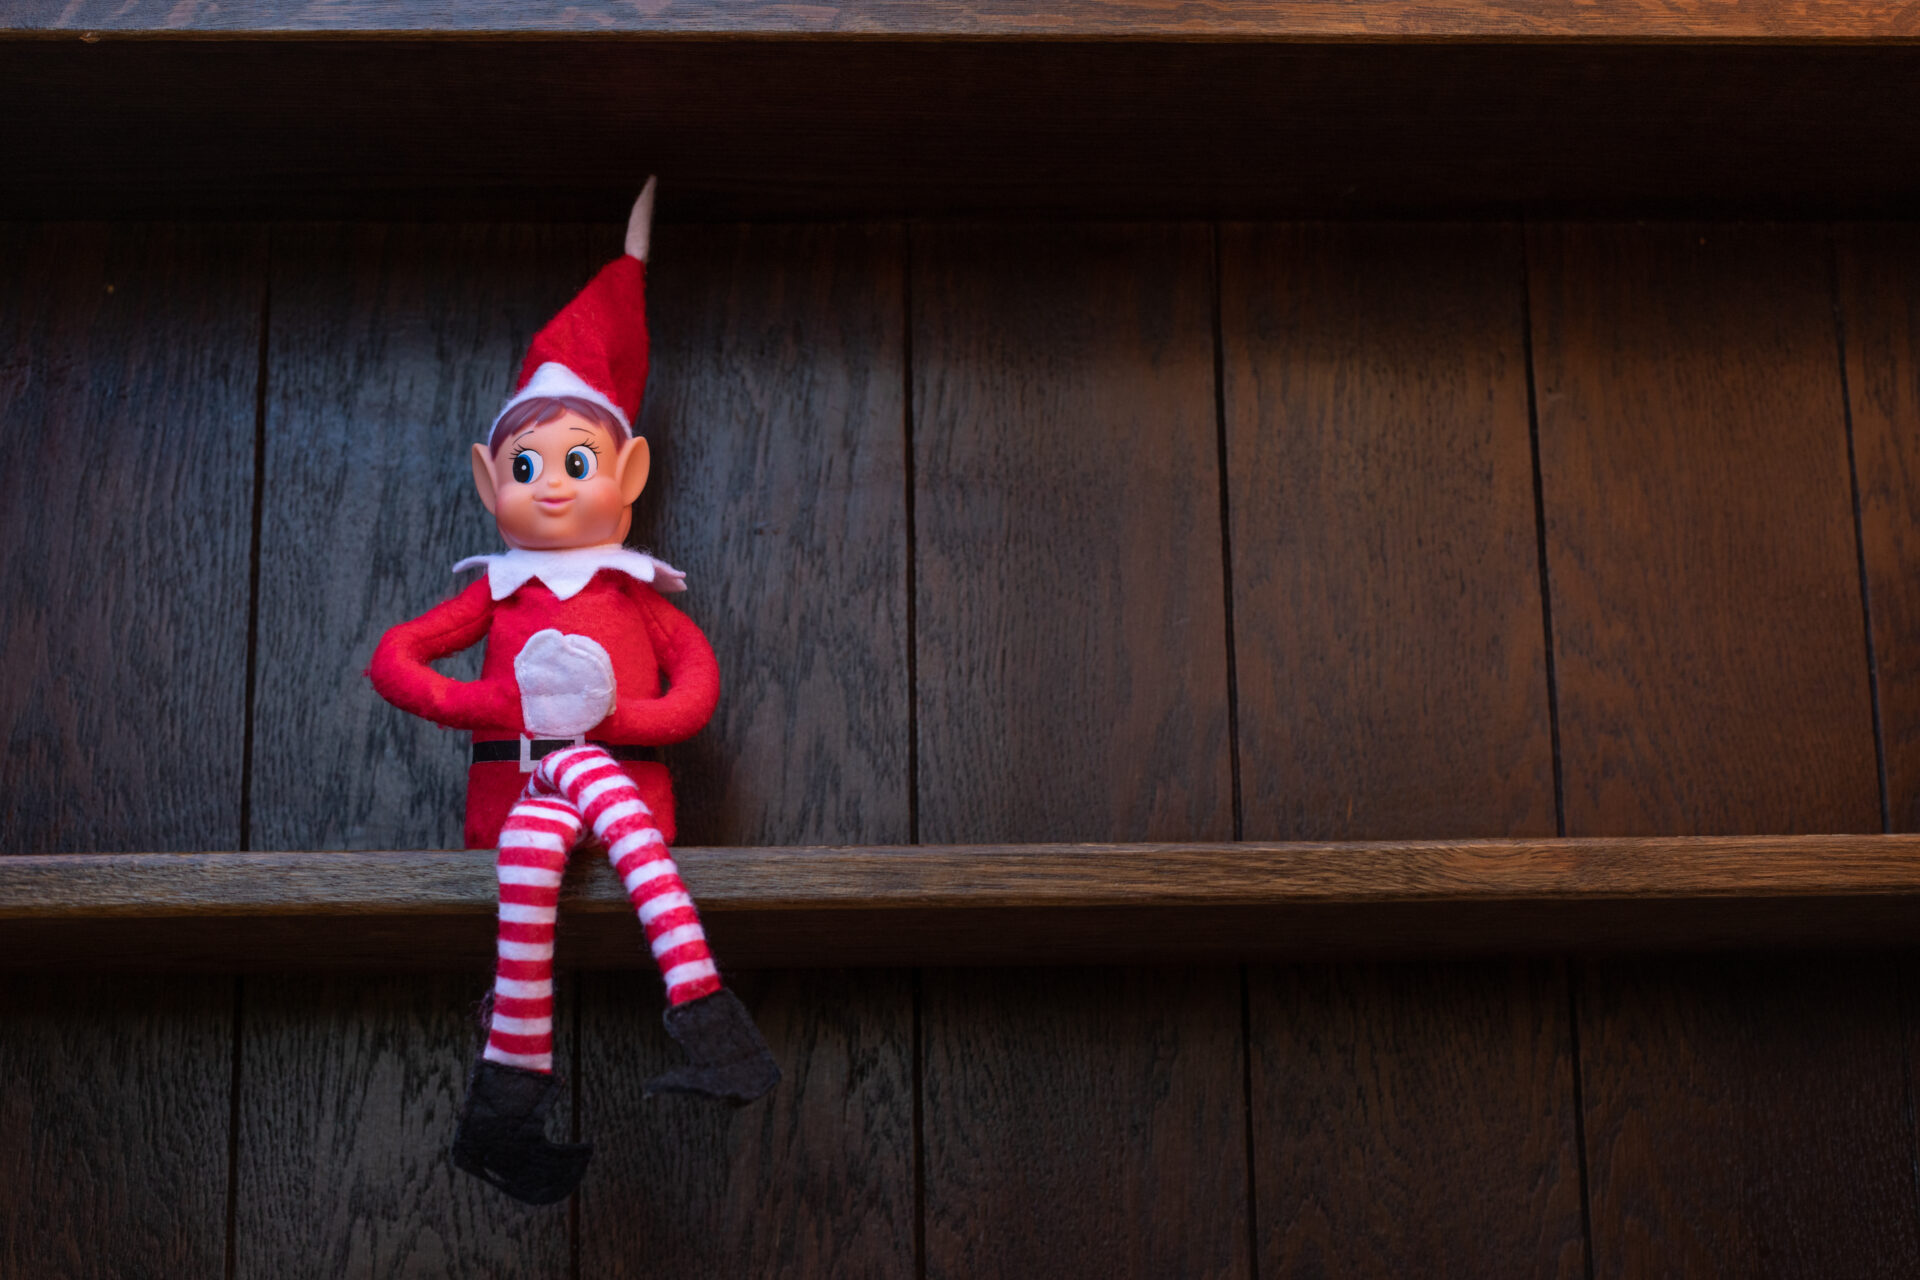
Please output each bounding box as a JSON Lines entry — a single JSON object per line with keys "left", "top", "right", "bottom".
{"left": 470, "top": 409, "right": 651, "bottom": 550}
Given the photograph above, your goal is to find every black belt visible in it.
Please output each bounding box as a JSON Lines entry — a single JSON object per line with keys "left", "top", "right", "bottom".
{"left": 471, "top": 738, "right": 659, "bottom": 765}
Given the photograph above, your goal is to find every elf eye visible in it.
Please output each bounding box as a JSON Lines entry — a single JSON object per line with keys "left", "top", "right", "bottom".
{"left": 565, "top": 447, "right": 597, "bottom": 480}
{"left": 511, "top": 450, "right": 543, "bottom": 484}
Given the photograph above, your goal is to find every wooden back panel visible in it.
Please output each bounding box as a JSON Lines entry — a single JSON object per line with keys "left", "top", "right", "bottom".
{"left": 0, "top": 224, "right": 262, "bottom": 1278}
{"left": 911, "top": 222, "right": 1243, "bottom": 1278}
{"left": 4, "top": 216, "right": 1919, "bottom": 1277}
{"left": 1531, "top": 224, "right": 1914, "bottom": 1276}
{"left": 1224, "top": 222, "right": 1582, "bottom": 1278}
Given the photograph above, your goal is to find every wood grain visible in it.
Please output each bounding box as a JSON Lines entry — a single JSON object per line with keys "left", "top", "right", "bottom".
{"left": 233, "top": 975, "right": 570, "bottom": 1279}
{"left": 1577, "top": 954, "right": 1920, "bottom": 1276}
{"left": 1835, "top": 223, "right": 1920, "bottom": 832}
{"left": 0, "top": 977, "right": 234, "bottom": 1279}
{"left": 1530, "top": 222, "right": 1914, "bottom": 1276}
{"left": 1223, "top": 222, "right": 1553, "bottom": 842}
{"left": 1252, "top": 963, "right": 1584, "bottom": 1280}
{"left": 580, "top": 970, "right": 915, "bottom": 1279}
{"left": 577, "top": 224, "right": 915, "bottom": 1277}
{"left": 1222, "top": 222, "right": 1577, "bottom": 1278}
{"left": 235, "top": 223, "right": 602, "bottom": 1272}
{"left": 912, "top": 222, "right": 1242, "bottom": 1278}
{"left": 0, "top": 223, "right": 263, "bottom": 854}
{"left": 1530, "top": 223, "right": 1878, "bottom": 837}
{"left": 11, "top": 43, "right": 1920, "bottom": 223}
{"left": 0, "top": 223, "right": 261, "bottom": 1279}
{"left": 912, "top": 223, "right": 1230, "bottom": 844}
{"left": 21, "top": 837, "right": 1920, "bottom": 918}
{"left": 15, "top": 837, "right": 1920, "bottom": 971}
{"left": 12, "top": 0, "right": 1920, "bottom": 38}
{"left": 250, "top": 222, "right": 601, "bottom": 853}
{"left": 921, "top": 967, "right": 1247, "bottom": 1280}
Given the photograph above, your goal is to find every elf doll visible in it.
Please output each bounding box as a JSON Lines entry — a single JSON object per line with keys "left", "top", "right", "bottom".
{"left": 368, "top": 180, "right": 779, "bottom": 1205}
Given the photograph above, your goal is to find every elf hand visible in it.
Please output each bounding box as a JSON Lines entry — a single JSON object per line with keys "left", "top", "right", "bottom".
{"left": 515, "top": 629, "right": 618, "bottom": 737}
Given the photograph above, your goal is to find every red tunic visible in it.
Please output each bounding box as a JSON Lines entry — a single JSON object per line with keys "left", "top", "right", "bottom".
{"left": 368, "top": 568, "right": 720, "bottom": 849}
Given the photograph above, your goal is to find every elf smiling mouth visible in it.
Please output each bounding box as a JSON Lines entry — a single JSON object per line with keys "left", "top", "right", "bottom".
{"left": 535, "top": 496, "right": 574, "bottom": 512}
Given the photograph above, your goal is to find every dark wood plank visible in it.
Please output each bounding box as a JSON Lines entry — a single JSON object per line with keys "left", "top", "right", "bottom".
{"left": 1225, "top": 222, "right": 1554, "bottom": 842}
{"left": 235, "top": 223, "right": 602, "bottom": 1271}
{"left": 912, "top": 222, "right": 1242, "bottom": 1279}
{"left": 1578, "top": 954, "right": 1918, "bottom": 1277}
{"left": 577, "top": 224, "right": 915, "bottom": 1278}
{"left": 581, "top": 969, "right": 915, "bottom": 1279}
{"left": 1836, "top": 223, "right": 1920, "bottom": 833}
{"left": 0, "top": 222, "right": 261, "bottom": 1277}
{"left": 15, "top": 0, "right": 1920, "bottom": 37}
{"left": 0, "top": 977, "right": 234, "bottom": 1279}
{"left": 921, "top": 966, "right": 1247, "bottom": 1279}
{"left": 1530, "top": 222, "right": 1915, "bottom": 1277}
{"left": 1531, "top": 223, "right": 1878, "bottom": 837}
{"left": 912, "top": 223, "right": 1231, "bottom": 845}
{"left": 234, "top": 975, "right": 570, "bottom": 1279}
{"left": 0, "top": 223, "right": 262, "bottom": 854}
{"left": 12, "top": 44, "right": 1920, "bottom": 223}
{"left": 1253, "top": 963, "right": 1584, "bottom": 1280}
{"left": 1222, "top": 222, "right": 1579, "bottom": 1279}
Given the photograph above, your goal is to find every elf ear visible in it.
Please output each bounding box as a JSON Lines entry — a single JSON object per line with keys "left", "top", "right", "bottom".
{"left": 617, "top": 434, "right": 651, "bottom": 505}
{"left": 471, "top": 442, "right": 499, "bottom": 515}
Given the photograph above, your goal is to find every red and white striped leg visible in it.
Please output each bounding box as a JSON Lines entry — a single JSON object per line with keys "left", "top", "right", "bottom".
{"left": 535, "top": 745, "right": 722, "bottom": 1005}
{"left": 482, "top": 793, "right": 584, "bottom": 1072}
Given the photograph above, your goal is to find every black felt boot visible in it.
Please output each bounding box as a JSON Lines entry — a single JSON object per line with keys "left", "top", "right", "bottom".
{"left": 450, "top": 1058, "right": 592, "bottom": 1205}
{"left": 644, "top": 987, "right": 781, "bottom": 1102}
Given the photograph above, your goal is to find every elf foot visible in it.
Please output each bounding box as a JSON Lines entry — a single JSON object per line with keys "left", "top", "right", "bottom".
{"left": 451, "top": 1058, "right": 592, "bottom": 1205}
{"left": 645, "top": 987, "right": 781, "bottom": 1103}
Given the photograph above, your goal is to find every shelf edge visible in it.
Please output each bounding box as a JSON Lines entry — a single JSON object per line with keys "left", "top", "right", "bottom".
{"left": 12, "top": 1, "right": 1920, "bottom": 43}
{"left": 6, "top": 836, "right": 1920, "bottom": 917}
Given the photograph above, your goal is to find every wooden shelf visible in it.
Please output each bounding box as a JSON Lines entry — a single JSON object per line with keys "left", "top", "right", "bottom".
{"left": 5, "top": 836, "right": 1919, "bottom": 971}
{"left": 12, "top": 0, "right": 1920, "bottom": 40}
{"left": 6, "top": 9, "right": 1920, "bottom": 220}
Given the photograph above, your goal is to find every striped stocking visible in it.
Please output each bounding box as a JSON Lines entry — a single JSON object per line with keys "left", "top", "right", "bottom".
{"left": 482, "top": 793, "right": 583, "bottom": 1071}
{"left": 483, "top": 744, "right": 722, "bottom": 1072}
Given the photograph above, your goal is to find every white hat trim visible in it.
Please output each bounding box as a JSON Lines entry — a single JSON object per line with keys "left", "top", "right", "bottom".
{"left": 489, "top": 361, "right": 632, "bottom": 441}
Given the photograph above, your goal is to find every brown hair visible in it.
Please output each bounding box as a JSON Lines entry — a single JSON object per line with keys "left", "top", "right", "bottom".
{"left": 488, "top": 395, "right": 627, "bottom": 455}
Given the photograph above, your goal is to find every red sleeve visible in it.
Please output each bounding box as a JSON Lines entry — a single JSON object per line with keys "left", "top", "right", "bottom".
{"left": 366, "top": 577, "right": 519, "bottom": 730}
{"left": 599, "top": 586, "right": 721, "bottom": 744}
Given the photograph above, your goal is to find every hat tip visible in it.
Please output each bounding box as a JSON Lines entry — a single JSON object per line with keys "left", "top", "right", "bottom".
{"left": 625, "top": 177, "right": 657, "bottom": 262}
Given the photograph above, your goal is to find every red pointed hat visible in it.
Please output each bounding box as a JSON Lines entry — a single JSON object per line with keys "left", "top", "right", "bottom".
{"left": 488, "top": 185, "right": 654, "bottom": 441}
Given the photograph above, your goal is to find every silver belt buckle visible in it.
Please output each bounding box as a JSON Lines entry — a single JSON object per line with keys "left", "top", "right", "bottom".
{"left": 519, "top": 734, "right": 586, "bottom": 773}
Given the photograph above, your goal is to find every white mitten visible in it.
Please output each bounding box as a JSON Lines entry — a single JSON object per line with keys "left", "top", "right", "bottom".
{"left": 515, "top": 629, "right": 618, "bottom": 737}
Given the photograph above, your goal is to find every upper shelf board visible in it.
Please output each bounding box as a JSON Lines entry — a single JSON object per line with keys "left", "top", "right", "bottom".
{"left": 11, "top": 0, "right": 1920, "bottom": 41}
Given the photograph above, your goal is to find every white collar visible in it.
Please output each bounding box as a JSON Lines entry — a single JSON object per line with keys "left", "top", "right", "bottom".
{"left": 451, "top": 544, "right": 688, "bottom": 601}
